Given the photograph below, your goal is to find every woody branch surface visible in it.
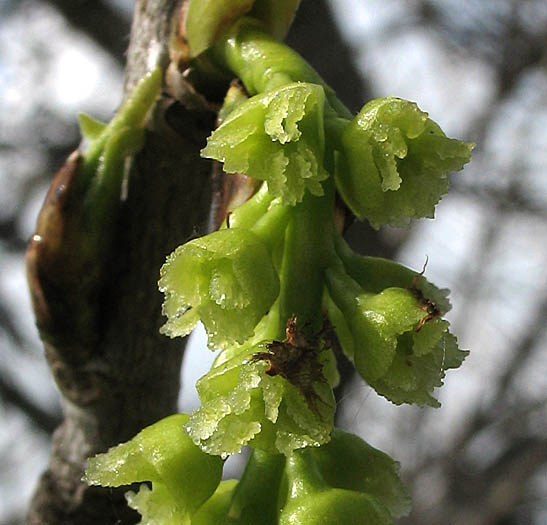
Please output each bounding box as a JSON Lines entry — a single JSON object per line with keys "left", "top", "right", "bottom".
{"left": 26, "top": 1, "right": 214, "bottom": 523}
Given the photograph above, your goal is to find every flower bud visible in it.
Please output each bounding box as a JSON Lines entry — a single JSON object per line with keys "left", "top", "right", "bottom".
{"left": 279, "top": 450, "right": 392, "bottom": 525}
{"left": 325, "top": 264, "right": 467, "bottom": 407}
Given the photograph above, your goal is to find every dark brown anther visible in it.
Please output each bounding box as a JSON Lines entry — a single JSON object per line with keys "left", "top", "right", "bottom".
{"left": 251, "top": 314, "right": 336, "bottom": 418}
{"left": 409, "top": 267, "right": 441, "bottom": 332}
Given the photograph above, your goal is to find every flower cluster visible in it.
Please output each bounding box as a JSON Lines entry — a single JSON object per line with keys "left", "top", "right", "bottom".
{"left": 86, "top": 1, "right": 473, "bottom": 523}
{"left": 86, "top": 419, "right": 410, "bottom": 524}
{"left": 157, "top": 2, "right": 472, "bottom": 459}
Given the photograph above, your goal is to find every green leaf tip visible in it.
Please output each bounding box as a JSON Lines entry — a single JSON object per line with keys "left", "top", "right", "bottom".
{"left": 159, "top": 228, "right": 279, "bottom": 349}
{"left": 78, "top": 66, "right": 161, "bottom": 197}
{"left": 201, "top": 82, "right": 328, "bottom": 206}
{"left": 185, "top": 342, "right": 335, "bottom": 457}
{"left": 335, "top": 96, "right": 474, "bottom": 228}
{"left": 78, "top": 113, "right": 107, "bottom": 140}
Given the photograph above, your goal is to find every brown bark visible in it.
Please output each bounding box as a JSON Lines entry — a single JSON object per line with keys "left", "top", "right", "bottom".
{"left": 27, "top": 1, "right": 215, "bottom": 523}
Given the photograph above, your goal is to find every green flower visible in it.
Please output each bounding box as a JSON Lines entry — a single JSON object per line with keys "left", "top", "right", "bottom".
{"left": 201, "top": 82, "right": 328, "bottom": 206}
{"left": 84, "top": 414, "right": 224, "bottom": 524}
{"left": 159, "top": 228, "right": 279, "bottom": 349}
{"left": 335, "top": 97, "right": 473, "bottom": 228}
{"left": 325, "top": 256, "right": 467, "bottom": 407}
{"left": 185, "top": 341, "right": 335, "bottom": 457}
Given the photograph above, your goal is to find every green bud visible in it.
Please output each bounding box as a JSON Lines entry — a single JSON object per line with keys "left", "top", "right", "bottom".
{"left": 159, "top": 228, "right": 279, "bottom": 348}
{"left": 335, "top": 97, "right": 473, "bottom": 228}
{"left": 185, "top": 0, "right": 301, "bottom": 57}
{"left": 186, "top": 0, "right": 255, "bottom": 57}
{"left": 310, "top": 428, "right": 411, "bottom": 518}
{"left": 85, "top": 414, "right": 224, "bottom": 522}
{"left": 279, "top": 450, "right": 392, "bottom": 525}
{"left": 201, "top": 82, "right": 328, "bottom": 205}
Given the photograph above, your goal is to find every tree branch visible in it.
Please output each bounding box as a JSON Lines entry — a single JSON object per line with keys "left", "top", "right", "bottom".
{"left": 27, "top": 1, "right": 216, "bottom": 523}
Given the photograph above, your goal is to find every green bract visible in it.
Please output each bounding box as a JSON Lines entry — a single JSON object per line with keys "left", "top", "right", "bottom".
{"left": 185, "top": 343, "right": 335, "bottom": 457}
{"left": 84, "top": 414, "right": 224, "bottom": 524}
{"left": 159, "top": 228, "right": 279, "bottom": 348}
{"left": 335, "top": 97, "right": 474, "bottom": 228}
{"left": 201, "top": 82, "right": 328, "bottom": 206}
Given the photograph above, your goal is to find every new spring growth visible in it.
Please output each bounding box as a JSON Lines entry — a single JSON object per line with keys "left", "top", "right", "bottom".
{"left": 325, "top": 236, "right": 468, "bottom": 406}
{"left": 335, "top": 97, "right": 474, "bottom": 228}
{"left": 84, "top": 414, "right": 224, "bottom": 523}
{"left": 279, "top": 431, "right": 410, "bottom": 525}
{"left": 202, "top": 82, "right": 328, "bottom": 206}
{"left": 85, "top": 422, "right": 409, "bottom": 524}
{"left": 26, "top": 67, "right": 161, "bottom": 345}
{"left": 159, "top": 228, "right": 279, "bottom": 349}
{"left": 158, "top": 11, "right": 472, "bottom": 455}
{"left": 85, "top": 2, "right": 474, "bottom": 522}
{"left": 184, "top": 319, "right": 338, "bottom": 457}
{"left": 185, "top": 0, "right": 301, "bottom": 57}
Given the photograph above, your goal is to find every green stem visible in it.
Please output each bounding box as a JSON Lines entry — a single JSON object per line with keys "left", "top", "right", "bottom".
{"left": 277, "top": 176, "right": 335, "bottom": 333}
{"left": 324, "top": 262, "right": 363, "bottom": 317}
{"left": 285, "top": 450, "right": 327, "bottom": 501}
{"left": 225, "top": 182, "right": 274, "bottom": 229}
{"left": 209, "top": 18, "right": 352, "bottom": 119}
{"left": 333, "top": 230, "right": 417, "bottom": 292}
{"left": 250, "top": 200, "right": 291, "bottom": 249}
{"left": 227, "top": 450, "right": 285, "bottom": 523}
{"left": 81, "top": 67, "right": 161, "bottom": 180}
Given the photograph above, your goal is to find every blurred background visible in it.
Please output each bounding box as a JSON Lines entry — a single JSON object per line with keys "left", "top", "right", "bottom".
{"left": 1, "top": 0, "right": 545, "bottom": 523}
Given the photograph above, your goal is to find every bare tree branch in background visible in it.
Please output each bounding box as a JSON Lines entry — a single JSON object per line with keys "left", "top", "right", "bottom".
{"left": 0, "top": 377, "right": 61, "bottom": 435}
{"left": 39, "top": 0, "right": 131, "bottom": 65}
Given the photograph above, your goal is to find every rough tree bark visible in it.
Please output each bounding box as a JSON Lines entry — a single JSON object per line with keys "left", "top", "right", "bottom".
{"left": 26, "top": 1, "right": 215, "bottom": 523}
